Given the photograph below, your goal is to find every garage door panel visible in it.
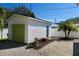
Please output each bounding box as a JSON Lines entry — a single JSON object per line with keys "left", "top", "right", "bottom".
{"left": 13, "top": 24, "right": 25, "bottom": 43}
{"left": 28, "top": 25, "right": 46, "bottom": 43}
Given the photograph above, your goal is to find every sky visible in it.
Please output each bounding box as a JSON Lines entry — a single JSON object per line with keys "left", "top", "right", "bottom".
{"left": 0, "top": 3, "right": 79, "bottom": 23}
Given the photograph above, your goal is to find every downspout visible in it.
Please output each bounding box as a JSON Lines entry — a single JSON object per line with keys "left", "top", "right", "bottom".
{"left": 46, "top": 26, "right": 49, "bottom": 37}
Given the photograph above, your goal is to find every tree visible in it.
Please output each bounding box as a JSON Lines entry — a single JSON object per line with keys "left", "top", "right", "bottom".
{"left": 66, "top": 17, "right": 79, "bottom": 24}
{"left": 75, "top": 3, "right": 79, "bottom": 6}
{"left": 0, "top": 5, "right": 36, "bottom": 29}
{"left": 3, "top": 8, "right": 13, "bottom": 28}
{"left": 0, "top": 7, "right": 6, "bottom": 39}
{"left": 13, "top": 5, "right": 36, "bottom": 18}
{"left": 4, "top": 8, "right": 13, "bottom": 19}
{"left": 58, "top": 21, "right": 78, "bottom": 39}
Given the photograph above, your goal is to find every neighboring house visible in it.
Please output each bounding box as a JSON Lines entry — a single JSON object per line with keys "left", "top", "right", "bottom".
{"left": 50, "top": 23, "right": 79, "bottom": 38}
{"left": 6, "top": 14, "right": 52, "bottom": 43}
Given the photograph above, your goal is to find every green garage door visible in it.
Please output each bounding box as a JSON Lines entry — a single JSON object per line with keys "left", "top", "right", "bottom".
{"left": 12, "top": 24, "right": 25, "bottom": 43}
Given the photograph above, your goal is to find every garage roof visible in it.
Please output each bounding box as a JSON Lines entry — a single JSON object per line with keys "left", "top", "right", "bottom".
{"left": 6, "top": 14, "right": 52, "bottom": 25}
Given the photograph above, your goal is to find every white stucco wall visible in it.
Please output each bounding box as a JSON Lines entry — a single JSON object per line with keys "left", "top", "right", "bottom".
{"left": 49, "top": 28, "right": 65, "bottom": 37}
{"left": 69, "top": 31, "right": 79, "bottom": 38}
{"left": 49, "top": 27, "right": 79, "bottom": 38}
{"left": 0, "top": 29, "right": 8, "bottom": 39}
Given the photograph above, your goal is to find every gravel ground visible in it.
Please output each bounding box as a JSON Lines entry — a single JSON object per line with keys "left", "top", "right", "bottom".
{"left": 0, "top": 39, "right": 79, "bottom": 56}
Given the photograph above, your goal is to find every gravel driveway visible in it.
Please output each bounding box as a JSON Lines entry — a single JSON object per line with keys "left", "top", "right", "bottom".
{"left": 0, "top": 39, "right": 79, "bottom": 56}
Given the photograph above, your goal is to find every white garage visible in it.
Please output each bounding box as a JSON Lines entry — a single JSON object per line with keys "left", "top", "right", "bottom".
{"left": 7, "top": 14, "right": 52, "bottom": 43}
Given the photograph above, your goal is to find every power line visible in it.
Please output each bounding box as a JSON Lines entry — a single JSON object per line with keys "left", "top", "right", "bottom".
{"left": 28, "top": 4, "right": 79, "bottom": 22}
{"left": 29, "top": 4, "right": 79, "bottom": 16}
{"left": 38, "top": 11, "right": 79, "bottom": 18}
{"left": 29, "top": 3, "right": 32, "bottom": 17}
{"left": 28, "top": 4, "right": 79, "bottom": 11}
{"left": 31, "top": 6, "right": 79, "bottom": 10}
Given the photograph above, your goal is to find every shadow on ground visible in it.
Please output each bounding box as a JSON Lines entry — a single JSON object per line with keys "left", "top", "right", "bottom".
{"left": 0, "top": 40, "right": 26, "bottom": 50}
{"left": 73, "top": 42, "right": 79, "bottom": 56}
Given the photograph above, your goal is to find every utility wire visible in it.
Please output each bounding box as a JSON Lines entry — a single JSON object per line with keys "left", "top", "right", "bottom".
{"left": 29, "top": 4, "right": 79, "bottom": 22}
{"left": 31, "top": 6, "right": 79, "bottom": 10}
{"left": 29, "top": 4, "right": 79, "bottom": 18}
{"left": 29, "top": 3, "right": 32, "bottom": 17}
{"left": 29, "top": 4, "right": 79, "bottom": 11}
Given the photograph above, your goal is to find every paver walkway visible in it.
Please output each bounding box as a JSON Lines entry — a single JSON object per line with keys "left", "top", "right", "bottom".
{"left": 0, "top": 46, "right": 41, "bottom": 56}
{"left": 0, "top": 39, "right": 79, "bottom": 56}
{"left": 39, "top": 41, "right": 73, "bottom": 56}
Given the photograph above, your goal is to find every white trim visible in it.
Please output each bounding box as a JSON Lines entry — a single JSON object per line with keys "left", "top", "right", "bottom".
{"left": 24, "top": 23, "right": 28, "bottom": 43}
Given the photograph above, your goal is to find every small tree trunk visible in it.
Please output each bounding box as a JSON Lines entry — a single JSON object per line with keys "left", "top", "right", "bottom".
{"left": 68, "top": 30, "right": 71, "bottom": 38}
{"left": 65, "top": 30, "right": 67, "bottom": 38}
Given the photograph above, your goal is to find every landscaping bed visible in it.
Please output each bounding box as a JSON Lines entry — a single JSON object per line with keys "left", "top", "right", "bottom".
{"left": 33, "top": 39, "right": 53, "bottom": 50}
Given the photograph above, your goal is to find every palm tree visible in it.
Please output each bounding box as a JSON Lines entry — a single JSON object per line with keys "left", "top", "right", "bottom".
{"left": 58, "top": 21, "right": 78, "bottom": 39}
{"left": 0, "top": 7, "right": 6, "bottom": 39}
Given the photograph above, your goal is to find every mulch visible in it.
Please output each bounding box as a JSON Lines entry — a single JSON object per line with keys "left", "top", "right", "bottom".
{"left": 33, "top": 40, "right": 53, "bottom": 50}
